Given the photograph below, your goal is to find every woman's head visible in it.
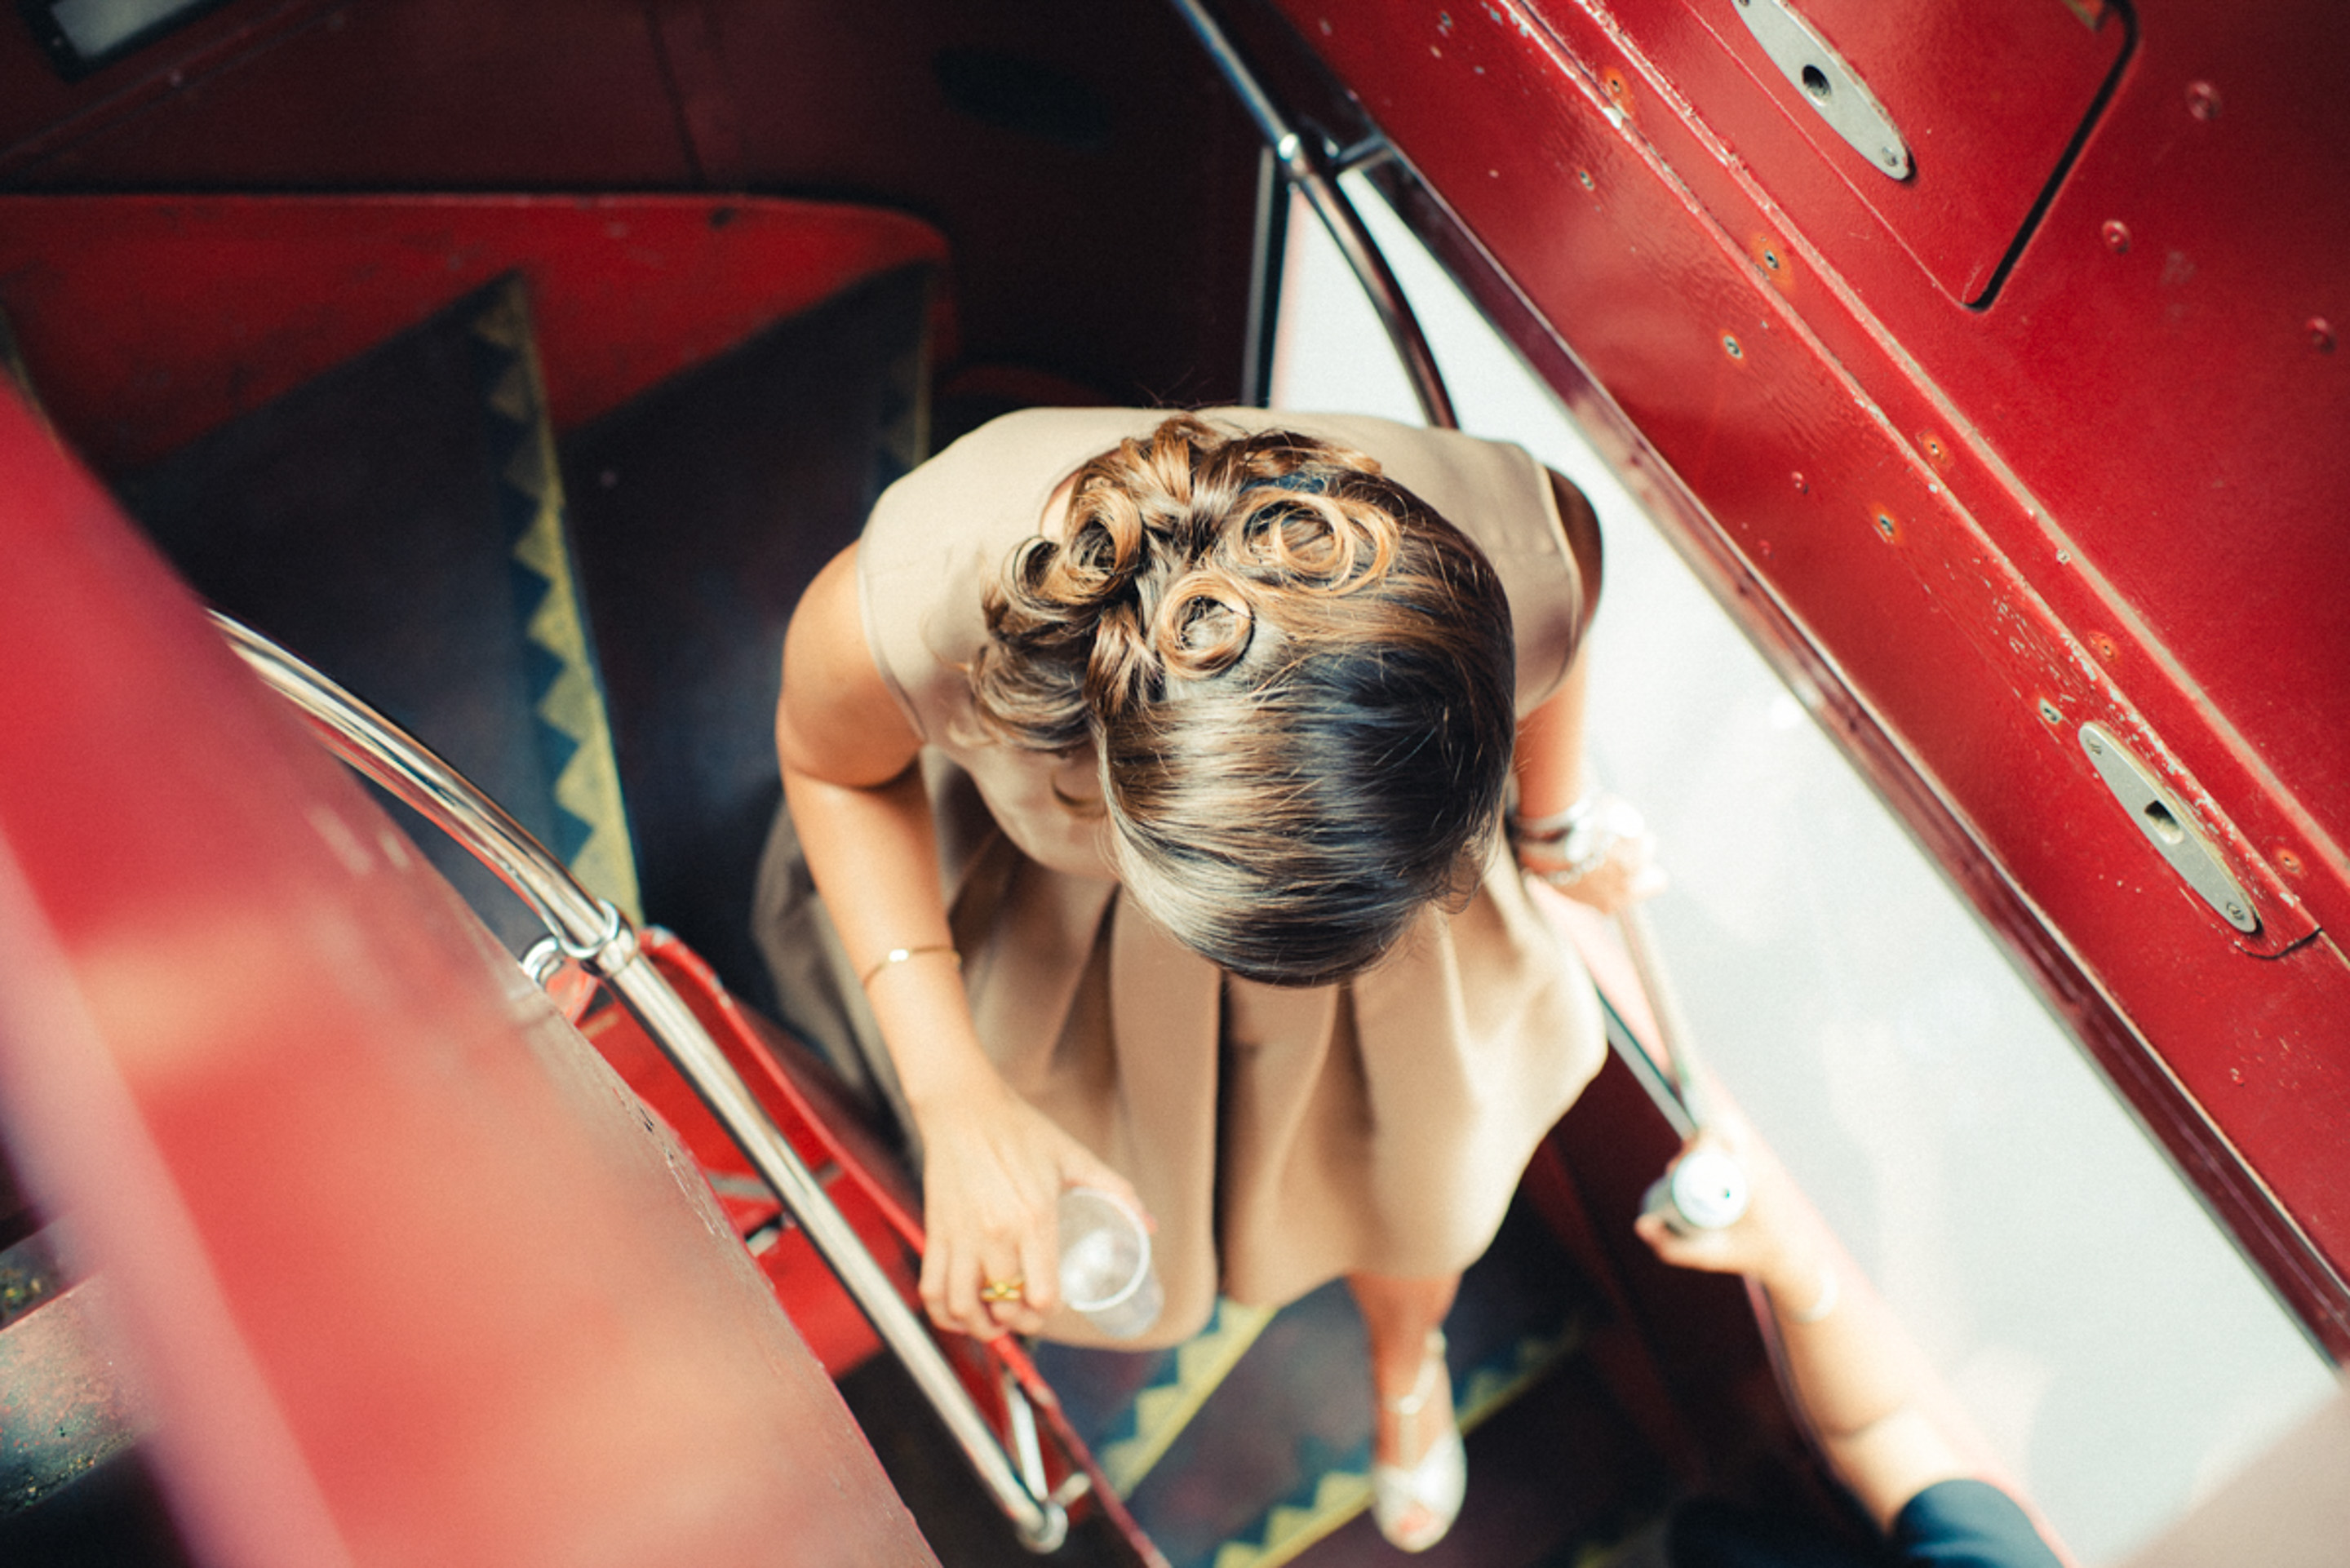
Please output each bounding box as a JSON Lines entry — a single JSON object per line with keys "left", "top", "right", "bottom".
{"left": 970, "top": 414, "right": 1517, "bottom": 986}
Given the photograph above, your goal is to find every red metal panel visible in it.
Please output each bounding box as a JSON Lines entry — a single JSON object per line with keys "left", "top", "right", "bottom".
{"left": 0, "top": 0, "right": 694, "bottom": 188}
{"left": 1270, "top": 0, "right": 2350, "bottom": 1347}
{"left": 0, "top": 194, "right": 950, "bottom": 471}
{"left": 1521, "top": 0, "right": 2128, "bottom": 303}
{"left": 0, "top": 388, "right": 936, "bottom": 1565}
{"left": 0, "top": 0, "right": 1261, "bottom": 419}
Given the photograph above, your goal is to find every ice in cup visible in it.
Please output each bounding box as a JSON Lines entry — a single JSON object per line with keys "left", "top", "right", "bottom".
{"left": 1057, "top": 1185, "right": 1163, "bottom": 1339}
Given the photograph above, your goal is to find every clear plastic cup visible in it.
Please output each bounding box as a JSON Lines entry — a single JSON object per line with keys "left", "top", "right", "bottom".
{"left": 1057, "top": 1186, "right": 1162, "bottom": 1339}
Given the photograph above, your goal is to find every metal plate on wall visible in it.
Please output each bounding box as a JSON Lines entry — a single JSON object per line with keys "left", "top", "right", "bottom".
{"left": 1520, "top": 0, "right": 2129, "bottom": 302}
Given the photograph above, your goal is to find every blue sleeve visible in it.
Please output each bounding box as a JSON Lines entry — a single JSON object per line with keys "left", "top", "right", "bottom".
{"left": 1890, "top": 1480, "right": 2063, "bottom": 1568}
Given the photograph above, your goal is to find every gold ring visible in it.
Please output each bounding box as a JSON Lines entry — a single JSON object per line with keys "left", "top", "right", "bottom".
{"left": 978, "top": 1277, "right": 1026, "bottom": 1304}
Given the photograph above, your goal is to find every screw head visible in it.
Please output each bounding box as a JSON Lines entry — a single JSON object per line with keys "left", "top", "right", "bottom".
{"left": 2309, "top": 317, "right": 2337, "bottom": 353}
{"left": 1576, "top": 168, "right": 1595, "bottom": 191}
{"left": 2277, "top": 848, "right": 2305, "bottom": 876}
{"left": 2101, "top": 219, "right": 2131, "bottom": 254}
{"left": 2037, "top": 699, "right": 2063, "bottom": 725}
{"left": 2186, "top": 81, "right": 2221, "bottom": 121}
{"left": 2225, "top": 901, "right": 2247, "bottom": 922}
{"left": 1873, "top": 512, "right": 1897, "bottom": 540}
{"left": 1790, "top": 471, "right": 1808, "bottom": 494}
{"left": 1723, "top": 334, "right": 1744, "bottom": 360}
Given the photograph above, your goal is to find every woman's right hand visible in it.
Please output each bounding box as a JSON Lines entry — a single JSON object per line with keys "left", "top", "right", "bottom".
{"left": 910, "top": 1071, "right": 1146, "bottom": 1340}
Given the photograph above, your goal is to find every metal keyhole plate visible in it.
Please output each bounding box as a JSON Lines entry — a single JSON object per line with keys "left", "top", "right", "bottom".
{"left": 1731, "top": 0, "right": 1913, "bottom": 179}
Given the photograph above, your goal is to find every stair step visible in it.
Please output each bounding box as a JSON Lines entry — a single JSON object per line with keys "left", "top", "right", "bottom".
{"left": 560, "top": 262, "right": 934, "bottom": 1021}
{"left": 118, "top": 274, "right": 637, "bottom": 950}
{"left": 1032, "top": 1193, "right": 1621, "bottom": 1568}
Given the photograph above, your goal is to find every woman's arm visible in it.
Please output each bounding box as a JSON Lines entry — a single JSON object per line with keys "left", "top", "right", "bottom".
{"left": 1510, "top": 471, "right": 1662, "bottom": 912}
{"left": 776, "top": 545, "right": 1140, "bottom": 1340}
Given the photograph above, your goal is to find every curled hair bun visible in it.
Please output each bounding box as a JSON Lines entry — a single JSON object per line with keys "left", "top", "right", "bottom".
{"left": 972, "top": 412, "right": 1519, "bottom": 985}
{"left": 1152, "top": 567, "right": 1257, "bottom": 681}
{"left": 977, "top": 415, "right": 1422, "bottom": 746}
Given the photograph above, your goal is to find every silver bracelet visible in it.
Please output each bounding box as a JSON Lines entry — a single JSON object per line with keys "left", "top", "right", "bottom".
{"left": 1512, "top": 792, "right": 1642, "bottom": 888}
{"left": 1506, "top": 792, "right": 1599, "bottom": 845}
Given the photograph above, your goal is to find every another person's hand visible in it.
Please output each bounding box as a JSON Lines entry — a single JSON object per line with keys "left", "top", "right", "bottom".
{"left": 1633, "top": 1113, "right": 1825, "bottom": 1309}
{"left": 911, "top": 1074, "right": 1146, "bottom": 1340}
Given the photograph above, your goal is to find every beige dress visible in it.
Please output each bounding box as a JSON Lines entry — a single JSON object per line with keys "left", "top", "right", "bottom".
{"left": 755, "top": 407, "right": 1605, "bottom": 1348}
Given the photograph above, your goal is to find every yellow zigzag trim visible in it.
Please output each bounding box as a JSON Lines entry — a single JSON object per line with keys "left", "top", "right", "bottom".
{"left": 472, "top": 279, "right": 641, "bottom": 923}
{"left": 1210, "top": 1470, "right": 1370, "bottom": 1568}
{"left": 1098, "top": 1299, "right": 1277, "bottom": 1496}
{"left": 1205, "top": 1321, "right": 1586, "bottom": 1568}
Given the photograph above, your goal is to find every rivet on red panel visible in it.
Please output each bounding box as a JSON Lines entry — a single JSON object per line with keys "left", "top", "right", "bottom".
{"left": 2087, "top": 631, "right": 2119, "bottom": 661}
{"left": 2101, "top": 219, "right": 2131, "bottom": 255}
{"left": 2037, "top": 698, "right": 2064, "bottom": 726}
{"left": 1790, "top": 471, "right": 1808, "bottom": 494}
{"left": 2185, "top": 81, "right": 2222, "bottom": 121}
{"left": 1918, "top": 431, "right": 1952, "bottom": 472}
{"left": 1600, "top": 67, "right": 1634, "bottom": 119}
{"left": 1722, "top": 333, "right": 1745, "bottom": 361}
{"left": 2276, "top": 848, "right": 2306, "bottom": 877}
{"left": 1748, "top": 233, "right": 1795, "bottom": 295}
{"left": 2308, "top": 317, "right": 2337, "bottom": 353}
{"left": 1872, "top": 509, "right": 1900, "bottom": 542}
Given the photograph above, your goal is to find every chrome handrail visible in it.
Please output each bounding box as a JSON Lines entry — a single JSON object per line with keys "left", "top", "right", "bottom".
{"left": 1165, "top": 0, "right": 1457, "bottom": 430}
{"left": 215, "top": 613, "right": 1068, "bottom": 1553}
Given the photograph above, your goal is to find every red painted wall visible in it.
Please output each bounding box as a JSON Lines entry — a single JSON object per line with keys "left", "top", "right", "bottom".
{"left": 0, "top": 387, "right": 938, "bottom": 1566}
{"left": 0, "top": 0, "right": 1261, "bottom": 410}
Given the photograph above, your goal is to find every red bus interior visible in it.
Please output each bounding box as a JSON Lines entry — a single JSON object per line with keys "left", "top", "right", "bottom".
{"left": 1, "top": 2, "right": 2342, "bottom": 1565}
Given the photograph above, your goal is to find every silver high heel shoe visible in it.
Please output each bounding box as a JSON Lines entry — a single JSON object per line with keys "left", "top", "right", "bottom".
{"left": 1371, "top": 1330, "right": 1466, "bottom": 1552}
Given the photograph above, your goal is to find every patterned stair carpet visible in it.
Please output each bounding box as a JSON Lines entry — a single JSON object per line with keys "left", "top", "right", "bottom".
{"left": 1030, "top": 1192, "right": 1669, "bottom": 1568}
{"left": 558, "top": 263, "right": 933, "bottom": 1022}
{"left": 118, "top": 275, "right": 636, "bottom": 953}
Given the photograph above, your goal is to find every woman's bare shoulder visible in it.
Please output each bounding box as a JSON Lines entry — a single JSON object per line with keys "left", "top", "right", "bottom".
{"left": 775, "top": 544, "right": 921, "bottom": 786}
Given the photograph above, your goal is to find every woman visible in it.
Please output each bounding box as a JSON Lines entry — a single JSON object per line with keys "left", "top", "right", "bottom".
{"left": 760, "top": 407, "right": 1653, "bottom": 1551}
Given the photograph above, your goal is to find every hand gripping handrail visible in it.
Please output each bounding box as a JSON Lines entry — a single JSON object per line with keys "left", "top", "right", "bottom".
{"left": 214, "top": 613, "right": 1069, "bottom": 1553}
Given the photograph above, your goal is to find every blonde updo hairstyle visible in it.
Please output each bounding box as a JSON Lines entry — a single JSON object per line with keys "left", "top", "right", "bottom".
{"left": 970, "top": 414, "right": 1516, "bottom": 986}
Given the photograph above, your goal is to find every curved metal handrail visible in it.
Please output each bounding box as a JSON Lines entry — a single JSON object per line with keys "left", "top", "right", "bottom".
{"left": 1165, "top": 0, "right": 1456, "bottom": 431}
{"left": 215, "top": 613, "right": 1068, "bottom": 1552}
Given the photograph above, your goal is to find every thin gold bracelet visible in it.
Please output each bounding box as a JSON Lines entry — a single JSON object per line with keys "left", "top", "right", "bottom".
{"left": 858, "top": 944, "right": 961, "bottom": 990}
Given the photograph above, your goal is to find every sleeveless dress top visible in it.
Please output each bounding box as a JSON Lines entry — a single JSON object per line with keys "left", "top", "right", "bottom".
{"left": 765, "top": 406, "right": 1604, "bottom": 1349}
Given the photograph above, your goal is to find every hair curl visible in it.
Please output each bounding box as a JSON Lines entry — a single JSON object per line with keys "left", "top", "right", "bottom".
{"left": 969, "top": 414, "right": 1516, "bottom": 986}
